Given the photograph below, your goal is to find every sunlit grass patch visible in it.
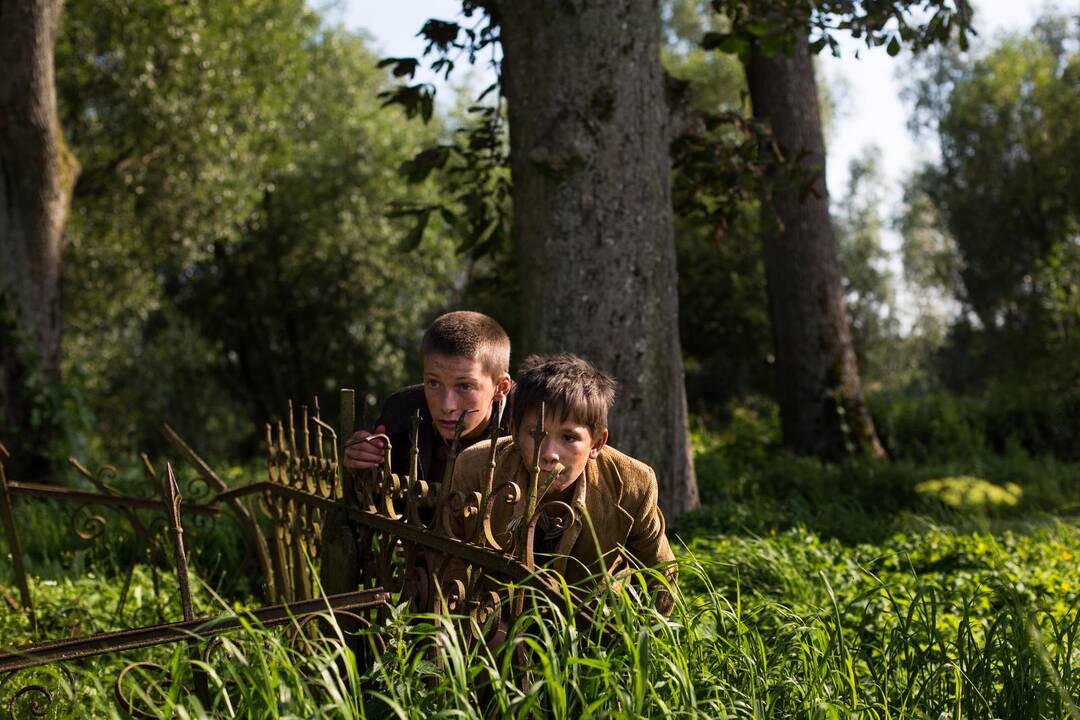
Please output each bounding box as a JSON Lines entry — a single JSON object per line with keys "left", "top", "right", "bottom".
{"left": 916, "top": 475, "right": 1023, "bottom": 510}
{"left": 3, "top": 530, "right": 1079, "bottom": 718}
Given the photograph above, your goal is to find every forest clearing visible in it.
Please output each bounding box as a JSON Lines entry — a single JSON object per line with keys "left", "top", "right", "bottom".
{"left": 1, "top": 0, "right": 1077, "bottom": 717}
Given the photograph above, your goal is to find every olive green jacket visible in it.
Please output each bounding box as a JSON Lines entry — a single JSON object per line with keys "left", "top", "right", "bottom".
{"left": 446, "top": 436, "right": 676, "bottom": 594}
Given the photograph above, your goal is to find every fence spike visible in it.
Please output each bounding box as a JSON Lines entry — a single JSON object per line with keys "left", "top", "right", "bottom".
{"left": 288, "top": 400, "right": 297, "bottom": 455}
{"left": 302, "top": 404, "right": 310, "bottom": 459}
{"left": 313, "top": 397, "right": 324, "bottom": 459}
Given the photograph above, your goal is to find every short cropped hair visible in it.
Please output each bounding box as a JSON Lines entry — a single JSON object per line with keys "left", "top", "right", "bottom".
{"left": 511, "top": 353, "right": 616, "bottom": 436}
{"left": 420, "top": 311, "right": 511, "bottom": 379}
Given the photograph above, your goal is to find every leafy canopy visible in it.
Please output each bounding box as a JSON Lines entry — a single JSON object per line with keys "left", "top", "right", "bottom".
{"left": 56, "top": 0, "right": 460, "bottom": 460}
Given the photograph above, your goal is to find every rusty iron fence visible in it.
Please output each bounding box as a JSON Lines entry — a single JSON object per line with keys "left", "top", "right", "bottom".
{"left": 0, "top": 444, "right": 224, "bottom": 635}
{"left": 1, "top": 459, "right": 388, "bottom": 717}
{"left": 0, "top": 388, "right": 590, "bottom": 716}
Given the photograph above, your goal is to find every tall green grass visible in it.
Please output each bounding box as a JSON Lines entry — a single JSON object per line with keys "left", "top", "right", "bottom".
{"left": 4, "top": 527, "right": 1078, "bottom": 718}
{"left": 3, "top": 393, "right": 1078, "bottom": 717}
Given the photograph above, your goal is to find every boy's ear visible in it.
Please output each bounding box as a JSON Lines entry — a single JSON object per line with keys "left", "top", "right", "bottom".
{"left": 495, "top": 372, "right": 511, "bottom": 398}
{"left": 589, "top": 428, "right": 609, "bottom": 458}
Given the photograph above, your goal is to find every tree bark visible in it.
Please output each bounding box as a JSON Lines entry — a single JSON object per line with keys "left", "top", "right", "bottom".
{"left": 498, "top": 0, "right": 699, "bottom": 517}
{"left": 746, "top": 32, "right": 885, "bottom": 460}
{"left": 0, "top": 0, "right": 80, "bottom": 478}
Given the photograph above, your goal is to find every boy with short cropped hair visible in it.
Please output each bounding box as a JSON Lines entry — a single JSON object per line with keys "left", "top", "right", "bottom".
{"left": 343, "top": 311, "right": 512, "bottom": 482}
{"left": 448, "top": 353, "right": 676, "bottom": 612}
{"left": 325, "top": 311, "right": 512, "bottom": 603}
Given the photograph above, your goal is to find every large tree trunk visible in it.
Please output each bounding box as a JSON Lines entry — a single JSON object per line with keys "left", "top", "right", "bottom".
{"left": 0, "top": 0, "right": 79, "bottom": 479}
{"left": 499, "top": 0, "right": 699, "bottom": 517}
{"left": 746, "top": 32, "right": 885, "bottom": 460}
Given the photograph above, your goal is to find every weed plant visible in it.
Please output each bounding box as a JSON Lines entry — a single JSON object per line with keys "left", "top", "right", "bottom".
{"left": 3, "top": 529, "right": 1078, "bottom": 719}
{"left": 684, "top": 396, "right": 1080, "bottom": 545}
{"left": 1, "top": 396, "right": 1077, "bottom": 717}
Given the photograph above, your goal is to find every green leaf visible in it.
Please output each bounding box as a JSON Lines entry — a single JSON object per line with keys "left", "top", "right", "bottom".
{"left": 418, "top": 19, "right": 462, "bottom": 51}
{"left": 398, "top": 145, "right": 452, "bottom": 184}
{"left": 399, "top": 209, "right": 432, "bottom": 251}
{"left": 376, "top": 57, "right": 420, "bottom": 79}
{"left": 887, "top": 35, "right": 902, "bottom": 56}
{"left": 744, "top": 21, "right": 771, "bottom": 37}
{"left": 377, "top": 84, "right": 436, "bottom": 124}
{"left": 476, "top": 81, "right": 499, "bottom": 103}
{"left": 701, "top": 32, "right": 748, "bottom": 57}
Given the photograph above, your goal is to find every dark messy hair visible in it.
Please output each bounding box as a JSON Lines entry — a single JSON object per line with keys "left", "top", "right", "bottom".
{"left": 420, "top": 311, "right": 510, "bottom": 379}
{"left": 511, "top": 353, "right": 616, "bottom": 436}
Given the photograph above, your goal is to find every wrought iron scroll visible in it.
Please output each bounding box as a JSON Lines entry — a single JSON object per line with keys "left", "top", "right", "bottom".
{"left": 0, "top": 589, "right": 389, "bottom": 717}
{"left": 0, "top": 384, "right": 605, "bottom": 714}
{"left": 0, "top": 664, "right": 74, "bottom": 720}
{"left": 0, "top": 456, "right": 388, "bottom": 717}
{"left": 0, "top": 446, "right": 222, "bottom": 633}
{"left": 334, "top": 394, "right": 586, "bottom": 642}
{"left": 261, "top": 399, "right": 342, "bottom": 603}
{"left": 163, "top": 424, "right": 277, "bottom": 601}
{"left": 70, "top": 457, "right": 167, "bottom": 622}
{"left": 216, "top": 390, "right": 593, "bottom": 648}
{"left": 0, "top": 590, "right": 390, "bottom": 675}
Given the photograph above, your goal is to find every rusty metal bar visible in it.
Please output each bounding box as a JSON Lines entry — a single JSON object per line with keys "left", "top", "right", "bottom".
{"left": 0, "top": 442, "right": 36, "bottom": 636}
{"left": 480, "top": 399, "right": 502, "bottom": 508}
{"left": 4, "top": 480, "right": 220, "bottom": 515}
{"left": 65, "top": 459, "right": 178, "bottom": 573}
{"left": 313, "top": 398, "right": 324, "bottom": 461}
{"left": 215, "top": 482, "right": 330, "bottom": 510}
{"left": 218, "top": 482, "right": 552, "bottom": 588}
{"left": 162, "top": 424, "right": 276, "bottom": 599}
{"left": 317, "top": 390, "right": 358, "bottom": 604}
{"left": 3, "top": 459, "right": 203, "bottom": 627}
{"left": 290, "top": 510, "right": 312, "bottom": 601}
{"left": 519, "top": 403, "right": 546, "bottom": 557}
{"left": 140, "top": 453, "right": 165, "bottom": 498}
{"left": 265, "top": 423, "right": 293, "bottom": 603}
{"left": 162, "top": 463, "right": 207, "bottom": 705}
{"left": 431, "top": 408, "right": 476, "bottom": 519}
{"left": 302, "top": 405, "right": 310, "bottom": 459}
{"left": 0, "top": 588, "right": 389, "bottom": 674}
{"left": 409, "top": 411, "right": 421, "bottom": 503}
{"left": 339, "top": 388, "right": 356, "bottom": 503}
{"left": 288, "top": 400, "right": 297, "bottom": 455}
{"left": 163, "top": 465, "right": 195, "bottom": 624}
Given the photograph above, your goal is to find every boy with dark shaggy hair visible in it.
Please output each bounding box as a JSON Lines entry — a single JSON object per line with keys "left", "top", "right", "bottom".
{"left": 343, "top": 310, "right": 512, "bottom": 483}
{"left": 448, "top": 353, "right": 676, "bottom": 611}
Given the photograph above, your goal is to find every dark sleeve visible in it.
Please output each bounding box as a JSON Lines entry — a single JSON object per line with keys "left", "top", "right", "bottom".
{"left": 375, "top": 385, "right": 427, "bottom": 434}
{"left": 374, "top": 385, "right": 427, "bottom": 476}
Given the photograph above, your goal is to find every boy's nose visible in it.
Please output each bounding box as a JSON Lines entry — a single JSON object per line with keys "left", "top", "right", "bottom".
{"left": 540, "top": 442, "right": 559, "bottom": 462}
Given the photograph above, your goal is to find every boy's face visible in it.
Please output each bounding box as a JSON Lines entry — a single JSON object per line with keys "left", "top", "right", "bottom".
{"left": 423, "top": 352, "right": 510, "bottom": 441}
{"left": 514, "top": 407, "right": 608, "bottom": 495}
